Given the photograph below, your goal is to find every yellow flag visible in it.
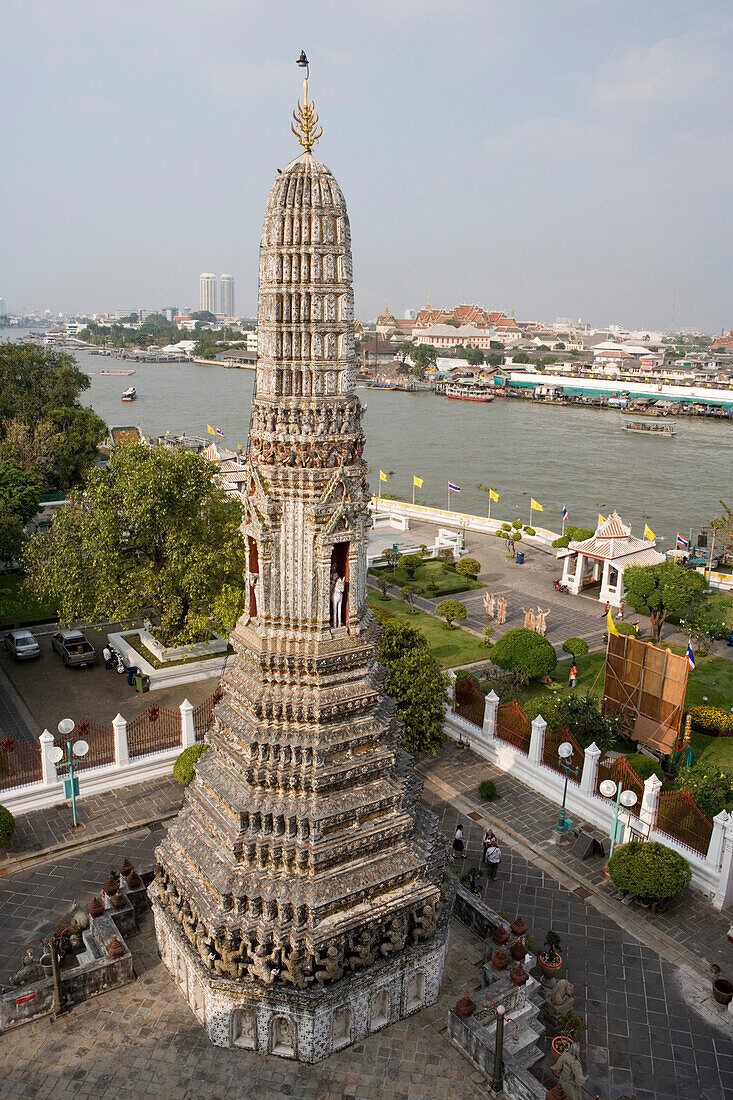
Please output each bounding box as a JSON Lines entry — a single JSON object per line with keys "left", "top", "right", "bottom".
{"left": 607, "top": 608, "right": 619, "bottom": 636}
{"left": 207, "top": 424, "right": 215, "bottom": 435}
{"left": 413, "top": 475, "right": 423, "bottom": 488}
{"left": 530, "top": 498, "right": 543, "bottom": 511}
{"left": 644, "top": 523, "right": 655, "bottom": 541}
{"left": 598, "top": 513, "right": 606, "bottom": 526}
{"left": 489, "top": 488, "right": 499, "bottom": 502}
{"left": 379, "top": 470, "right": 387, "bottom": 482}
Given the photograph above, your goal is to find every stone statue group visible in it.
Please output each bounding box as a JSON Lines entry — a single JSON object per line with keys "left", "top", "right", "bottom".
{"left": 522, "top": 605, "right": 549, "bottom": 635}
{"left": 482, "top": 592, "right": 507, "bottom": 624}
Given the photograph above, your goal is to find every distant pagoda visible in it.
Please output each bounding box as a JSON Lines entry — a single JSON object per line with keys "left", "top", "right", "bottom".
{"left": 150, "top": 57, "right": 450, "bottom": 1063}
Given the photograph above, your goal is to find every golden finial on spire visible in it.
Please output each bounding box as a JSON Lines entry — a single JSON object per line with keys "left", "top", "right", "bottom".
{"left": 292, "top": 51, "right": 323, "bottom": 153}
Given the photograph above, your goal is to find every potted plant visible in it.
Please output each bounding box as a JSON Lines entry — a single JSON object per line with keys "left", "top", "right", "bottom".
{"left": 539, "top": 930, "right": 563, "bottom": 979}
{"left": 550, "top": 1012, "right": 584, "bottom": 1061}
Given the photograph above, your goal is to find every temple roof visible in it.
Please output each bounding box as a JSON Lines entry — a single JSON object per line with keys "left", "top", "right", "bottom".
{"left": 568, "top": 510, "right": 665, "bottom": 564}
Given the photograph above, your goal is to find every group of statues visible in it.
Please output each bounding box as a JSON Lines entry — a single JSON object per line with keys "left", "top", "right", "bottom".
{"left": 253, "top": 401, "right": 357, "bottom": 439}
{"left": 522, "top": 605, "right": 549, "bottom": 636}
{"left": 250, "top": 437, "right": 362, "bottom": 469}
{"left": 482, "top": 592, "right": 507, "bottom": 624}
{"left": 156, "top": 866, "right": 439, "bottom": 990}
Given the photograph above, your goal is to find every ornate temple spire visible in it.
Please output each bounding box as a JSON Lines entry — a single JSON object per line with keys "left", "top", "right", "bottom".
{"left": 291, "top": 50, "right": 322, "bottom": 153}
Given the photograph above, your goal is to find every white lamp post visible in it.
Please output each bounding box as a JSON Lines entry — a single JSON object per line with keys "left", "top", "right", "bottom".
{"left": 599, "top": 778, "right": 638, "bottom": 856}
{"left": 50, "top": 719, "right": 89, "bottom": 829}
{"left": 556, "top": 742, "right": 579, "bottom": 834}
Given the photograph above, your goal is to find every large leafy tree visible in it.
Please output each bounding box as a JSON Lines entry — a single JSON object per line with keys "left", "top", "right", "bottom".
{"left": 0, "top": 343, "right": 106, "bottom": 490}
{"left": 622, "top": 561, "right": 706, "bottom": 643}
{"left": 25, "top": 443, "right": 246, "bottom": 645}
{"left": 0, "top": 460, "right": 42, "bottom": 562}
{"left": 377, "top": 619, "right": 447, "bottom": 755}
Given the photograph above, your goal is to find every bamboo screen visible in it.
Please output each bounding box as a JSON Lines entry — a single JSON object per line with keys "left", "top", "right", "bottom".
{"left": 603, "top": 633, "right": 688, "bottom": 753}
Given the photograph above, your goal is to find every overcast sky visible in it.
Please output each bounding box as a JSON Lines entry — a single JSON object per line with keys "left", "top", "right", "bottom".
{"left": 2, "top": 0, "right": 731, "bottom": 331}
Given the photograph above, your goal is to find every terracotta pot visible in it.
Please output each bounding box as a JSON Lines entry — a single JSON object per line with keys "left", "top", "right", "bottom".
{"left": 491, "top": 949, "right": 510, "bottom": 970}
{"left": 510, "top": 917, "right": 528, "bottom": 937}
{"left": 492, "top": 926, "right": 509, "bottom": 946}
{"left": 551, "top": 1035, "right": 573, "bottom": 1062}
{"left": 539, "top": 953, "right": 563, "bottom": 980}
{"left": 713, "top": 979, "right": 733, "bottom": 1005}
{"left": 102, "top": 874, "right": 119, "bottom": 897}
{"left": 455, "top": 995, "right": 477, "bottom": 1018}
{"left": 87, "top": 896, "right": 104, "bottom": 918}
{"left": 510, "top": 939, "right": 527, "bottom": 962}
{"left": 107, "top": 938, "right": 125, "bottom": 959}
{"left": 118, "top": 857, "right": 134, "bottom": 877}
{"left": 509, "top": 964, "right": 529, "bottom": 986}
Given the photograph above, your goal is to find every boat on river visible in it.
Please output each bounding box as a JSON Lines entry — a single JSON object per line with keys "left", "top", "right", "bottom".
{"left": 121, "top": 387, "right": 137, "bottom": 402}
{"left": 100, "top": 368, "right": 136, "bottom": 376}
{"left": 444, "top": 380, "right": 495, "bottom": 402}
{"left": 621, "top": 419, "right": 676, "bottom": 436}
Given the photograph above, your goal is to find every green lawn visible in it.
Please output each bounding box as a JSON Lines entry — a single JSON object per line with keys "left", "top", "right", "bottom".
{"left": 0, "top": 574, "right": 59, "bottom": 628}
{"left": 369, "top": 558, "right": 483, "bottom": 599}
{"left": 368, "top": 591, "right": 489, "bottom": 668}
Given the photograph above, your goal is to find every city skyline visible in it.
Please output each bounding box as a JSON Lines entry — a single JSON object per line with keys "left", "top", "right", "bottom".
{"left": 2, "top": 2, "right": 732, "bottom": 331}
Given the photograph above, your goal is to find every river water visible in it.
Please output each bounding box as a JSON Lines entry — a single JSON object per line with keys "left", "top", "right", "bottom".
{"left": 9, "top": 332, "right": 733, "bottom": 544}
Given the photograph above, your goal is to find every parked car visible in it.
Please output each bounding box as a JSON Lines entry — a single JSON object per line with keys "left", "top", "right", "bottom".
{"left": 4, "top": 629, "right": 41, "bottom": 661}
{"left": 51, "top": 629, "right": 97, "bottom": 668}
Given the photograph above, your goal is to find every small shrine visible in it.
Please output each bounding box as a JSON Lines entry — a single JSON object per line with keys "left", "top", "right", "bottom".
{"left": 558, "top": 511, "right": 665, "bottom": 607}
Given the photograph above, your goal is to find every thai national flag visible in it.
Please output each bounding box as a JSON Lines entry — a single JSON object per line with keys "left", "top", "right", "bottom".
{"left": 215, "top": 426, "right": 224, "bottom": 438}
{"left": 448, "top": 482, "right": 461, "bottom": 493}
{"left": 676, "top": 533, "right": 690, "bottom": 549}
{"left": 686, "top": 638, "right": 695, "bottom": 671}
{"left": 562, "top": 505, "right": 569, "bottom": 523}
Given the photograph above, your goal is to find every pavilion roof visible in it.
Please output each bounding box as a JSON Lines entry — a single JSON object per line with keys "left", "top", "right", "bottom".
{"left": 568, "top": 510, "right": 662, "bottom": 563}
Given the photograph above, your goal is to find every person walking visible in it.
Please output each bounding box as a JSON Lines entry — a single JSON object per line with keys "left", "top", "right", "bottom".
{"left": 452, "top": 823, "right": 465, "bottom": 861}
{"left": 485, "top": 838, "right": 502, "bottom": 880}
{"left": 568, "top": 662, "right": 578, "bottom": 688}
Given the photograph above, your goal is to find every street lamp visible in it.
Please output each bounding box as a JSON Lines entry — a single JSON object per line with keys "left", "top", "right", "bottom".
{"left": 50, "top": 719, "right": 89, "bottom": 829}
{"left": 599, "top": 778, "right": 638, "bottom": 856}
{"left": 556, "top": 742, "right": 579, "bottom": 834}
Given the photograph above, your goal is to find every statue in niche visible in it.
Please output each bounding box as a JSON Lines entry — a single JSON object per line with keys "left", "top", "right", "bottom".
{"left": 271, "top": 1015, "right": 294, "bottom": 1053}
{"left": 248, "top": 572, "right": 260, "bottom": 618}
{"left": 330, "top": 573, "right": 345, "bottom": 627}
{"left": 412, "top": 904, "right": 437, "bottom": 942}
{"left": 314, "top": 944, "right": 344, "bottom": 986}
{"left": 379, "top": 918, "right": 407, "bottom": 957}
{"left": 247, "top": 943, "right": 281, "bottom": 984}
{"left": 555, "top": 1043, "right": 587, "bottom": 1100}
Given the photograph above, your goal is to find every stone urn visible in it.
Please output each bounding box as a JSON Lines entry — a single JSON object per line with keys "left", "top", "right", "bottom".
{"left": 509, "top": 963, "right": 529, "bottom": 987}
{"left": 118, "top": 857, "right": 134, "bottom": 877}
{"left": 109, "top": 891, "right": 127, "bottom": 910}
{"left": 492, "top": 925, "right": 510, "bottom": 946}
{"left": 510, "top": 938, "right": 527, "bottom": 962}
{"left": 455, "top": 996, "right": 477, "bottom": 1018}
{"left": 125, "top": 870, "right": 143, "bottom": 890}
{"left": 491, "top": 949, "right": 510, "bottom": 970}
{"left": 102, "top": 874, "right": 119, "bottom": 898}
{"left": 107, "top": 938, "right": 125, "bottom": 959}
{"left": 510, "top": 917, "right": 528, "bottom": 937}
{"left": 87, "top": 896, "right": 104, "bottom": 918}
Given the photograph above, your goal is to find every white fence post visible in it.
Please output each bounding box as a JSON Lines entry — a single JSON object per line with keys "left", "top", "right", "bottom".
{"left": 446, "top": 670, "right": 457, "bottom": 706}
{"left": 580, "top": 741, "right": 601, "bottom": 798}
{"left": 707, "top": 810, "right": 728, "bottom": 870}
{"left": 39, "top": 730, "right": 57, "bottom": 786}
{"left": 112, "top": 713, "right": 129, "bottom": 768}
{"left": 180, "top": 699, "right": 195, "bottom": 748}
{"left": 639, "top": 773, "right": 662, "bottom": 835}
{"left": 713, "top": 815, "right": 733, "bottom": 911}
{"left": 482, "top": 690, "right": 499, "bottom": 741}
{"left": 528, "top": 715, "right": 546, "bottom": 768}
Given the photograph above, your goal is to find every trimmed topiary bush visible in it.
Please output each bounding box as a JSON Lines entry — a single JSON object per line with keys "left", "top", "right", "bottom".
{"left": 688, "top": 705, "right": 733, "bottom": 736}
{"left": 607, "top": 840, "right": 691, "bottom": 902}
{"left": 0, "top": 804, "right": 16, "bottom": 847}
{"left": 478, "top": 779, "right": 498, "bottom": 802}
{"left": 435, "top": 599, "right": 467, "bottom": 628}
{"left": 490, "top": 627, "right": 558, "bottom": 682}
{"left": 552, "top": 536, "right": 570, "bottom": 548}
{"left": 615, "top": 621, "right": 639, "bottom": 637}
{"left": 524, "top": 527, "right": 535, "bottom": 537}
{"left": 562, "top": 638, "right": 588, "bottom": 656}
{"left": 173, "top": 743, "right": 210, "bottom": 785}
{"left": 455, "top": 557, "right": 481, "bottom": 579}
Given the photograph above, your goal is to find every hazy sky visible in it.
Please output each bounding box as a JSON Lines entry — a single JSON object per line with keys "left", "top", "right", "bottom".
{"left": 2, "top": 0, "right": 732, "bottom": 331}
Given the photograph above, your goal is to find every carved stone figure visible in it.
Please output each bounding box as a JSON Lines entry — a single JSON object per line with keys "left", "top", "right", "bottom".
{"left": 331, "top": 575, "right": 345, "bottom": 626}
{"left": 522, "top": 607, "right": 536, "bottom": 631}
{"left": 496, "top": 596, "right": 507, "bottom": 625}
{"left": 247, "top": 944, "right": 281, "bottom": 985}
{"left": 214, "top": 932, "right": 246, "bottom": 978}
{"left": 483, "top": 592, "right": 495, "bottom": 619}
{"left": 380, "top": 918, "right": 407, "bottom": 957}
{"left": 280, "top": 942, "right": 314, "bottom": 989}
{"left": 194, "top": 924, "right": 217, "bottom": 969}
{"left": 555, "top": 1042, "right": 588, "bottom": 1100}
{"left": 412, "top": 904, "right": 437, "bottom": 942}
{"left": 348, "top": 930, "right": 377, "bottom": 970}
{"left": 10, "top": 950, "right": 41, "bottom": 989}
{"left": 536, "top": 607, "right": 549, "bottom": 636}
{"left": 545, "top": 978, "right": 575, "bottom": 1024}
{"left": 314, "top": 944, "right": 344, "bottom": 986}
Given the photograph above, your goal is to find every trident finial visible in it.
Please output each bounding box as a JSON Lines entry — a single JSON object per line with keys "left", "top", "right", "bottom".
{"left": 292, "top": 51, "right": 322, "bottom": 153}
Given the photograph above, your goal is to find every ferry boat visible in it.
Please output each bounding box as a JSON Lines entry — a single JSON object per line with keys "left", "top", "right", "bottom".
{"left": 365, "top": 379, "right": 399, "bottom": 390}
{"left": 100, "top": 368, "right": 136, "bottom": 376}
{"left": 444, "top": 380, "right": 495, "bottom": 402}
{"left": 121, "top": 387, "right": 137, "bottom": 402}
{"left": 621, "top": 419, "right": 676, "bottom": 436}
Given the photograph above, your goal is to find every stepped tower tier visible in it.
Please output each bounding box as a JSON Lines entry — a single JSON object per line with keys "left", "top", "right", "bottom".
{"left": 150, "top": 67, "right": 451, "bottom": 1064}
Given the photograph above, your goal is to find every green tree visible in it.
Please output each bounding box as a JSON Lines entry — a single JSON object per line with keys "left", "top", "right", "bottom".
{"left": 377, "top": 619, "right": 447, "bottom": 754}
{"left": 435, "top": 599, "right": 467, "bottom": 628}
{"left": 191, "top": 310, "right": 217, "bottom": 323}
{"left": 562, "top": 638, "right": 589, "bottom": 656}
{"left": 607, "top": 841, "right": 690, "bottom": 902}
{"left": 398, "top": 553, "right": 423, "bottom": 580}
{"left": 400, "top": 584, "right": 417, "bottom": 611}
{"left": 455, "top": 557, "right": 481, "bottom": 578}
{"left": 411, "top": 344, "right": 437, "bottom": 375}
{"left": 463, "top": 346, "right": 485, "bottom": 366}
{"left": 512, "top": 352, "right": 530, "bottom": 363}
{"left": 622, "top": 561, "right": 707, "bottom": 643}
{"left": 395, "top": 340, "right": 414, "bottom": 365}
{"left": 0, "top": 460, "right": 42, "bottom": 562}
{"left": 376, "top": 575, "right": 391, "bottom": 599}
{"left": 490, "top": 627, "right": 557, "bottom": 682}
{"left": 25, "top": 443, "right": 246, "bottom": 645}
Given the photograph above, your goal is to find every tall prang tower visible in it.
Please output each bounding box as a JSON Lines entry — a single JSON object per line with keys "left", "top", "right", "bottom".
{"left": 150, "top": 57, "right": 451, "bottom": 1063}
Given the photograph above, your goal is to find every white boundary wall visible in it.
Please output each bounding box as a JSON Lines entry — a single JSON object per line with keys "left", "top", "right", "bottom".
{"left": 368, "top": 498, "right": 560, "bottom": 552}
{"left": 444, "top": 692, "right": 733, "bottom": 911}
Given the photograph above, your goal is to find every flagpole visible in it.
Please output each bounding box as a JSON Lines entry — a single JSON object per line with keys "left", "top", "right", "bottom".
{"left": 562, "top": 511, "right": 566, "bottom": 536}
{"left": 412, "top": 479, "right": 415, "bottom": 506}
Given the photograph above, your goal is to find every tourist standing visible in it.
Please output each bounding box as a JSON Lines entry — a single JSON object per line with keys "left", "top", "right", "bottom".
{"left": 482, "top": 827, "right": 497, "bottom": 862}
{"left": 568, "top": 662, "right": 578, "bottom": 688}
{"left": 452, "top": 823, "right": 465, "bottom": 861}
{"left": 485, "top": 839, "right": 502, "bottom": 880}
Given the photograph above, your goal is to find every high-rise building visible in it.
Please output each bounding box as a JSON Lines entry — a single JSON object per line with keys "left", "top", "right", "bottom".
{"left": 221, "top": 274, "right": 235, "bottom": 317}
{"left": 152, "top": 71, "right": 449, "bottom": 1064}
{"left": 199, "top": 273, "right": 217, "bottom": 314}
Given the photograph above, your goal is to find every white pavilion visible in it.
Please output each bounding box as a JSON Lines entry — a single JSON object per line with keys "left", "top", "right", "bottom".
{"left": 559, "top": 511, "right": 665, "bottom": 607}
